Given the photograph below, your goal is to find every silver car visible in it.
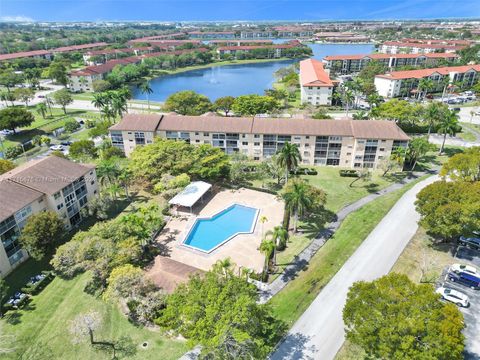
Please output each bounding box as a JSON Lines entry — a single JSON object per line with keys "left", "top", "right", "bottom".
{"left": 436, "top": 286, "right": 469, "bottom": 307}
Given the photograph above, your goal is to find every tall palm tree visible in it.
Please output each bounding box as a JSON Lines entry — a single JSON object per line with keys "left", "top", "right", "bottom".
{"left": 276, "top": 142, "right": 301, "bottom": 184}
{"left": 282, "top": 179, "right": 312, "bottom": 233}
{"left": 36, "top": 102, "right": 48, "bottom": 119}
{"left": 259, "top": 215, "right": 268, "bottom": 239}
{"left": 334, "top": 86, "right": 355, "bottom": 117}
{"left": 266, "top": 225, "right": 289, "bottom": 250}
{"left": 440, "top": 77, "right": 451, "bottom": 102}
{"left": 424, "top": 102, "right": 445, "bottom": 136}
{"left": 259, "top": 239, "right": 275, "bottom": 278}
{"left": 437, "top": 110, "right": 460, "bottom": 154}
{"left": 138, "top": 81, "right": 153, "bottom": 111}
{"left": 92, "top": 92, "right": 107, "bottom": 110}
{"left": 111, "top": 95, "right": 127, "bottom": 119}
{"left": 96, "top": 159, "right": 120, "bottom": 188}
{"left": 417, "top": 78, "right": 434, "bottom": 101}
{"left": 45, "top": 95, "right": 54, "bottom": 116}
{"left": 118, "top": 168, "right": 133, "bottom": 199}
{"left": 107, "top": 183, "right": 122, "bottom": 202}
{"left": 213, "top": 258, "right": 234, "bottom": 278}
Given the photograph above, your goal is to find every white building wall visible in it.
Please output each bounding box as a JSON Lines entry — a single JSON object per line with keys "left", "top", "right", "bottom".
{"left": 300, "top": 85, "right": 333, "bottom": 105}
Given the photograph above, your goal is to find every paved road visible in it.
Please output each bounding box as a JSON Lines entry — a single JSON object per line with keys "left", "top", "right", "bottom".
{"left": 270, "top": 175, "right": 438, "bottom": 360}
{"left": 428, "top": 133, "right": 479, "bottom": 148}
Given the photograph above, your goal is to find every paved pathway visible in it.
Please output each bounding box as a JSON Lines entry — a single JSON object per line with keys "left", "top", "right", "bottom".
{"left": 270, "top": 175, "right": 438, "bottom": 360}
{"left": 257, "top": 171, "right": 426, "bottom": 304}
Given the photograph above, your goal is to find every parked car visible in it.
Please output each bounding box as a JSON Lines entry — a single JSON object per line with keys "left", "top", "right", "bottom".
{"left": 448, "top": 271, "right": 480, "bottom": 290}
{"left": 451, "top": 263, "right": 480, "bottom": 276}
{"left": 436, "top": 286, "right": 469, "bottom": 307}
{"left": 459, "top": 236, "right": 480, "bottom": 251}
{"left": 38, "top": 95, "right": 45, "bottom": 98}
{"left": 49, "top": 145, "right": 64, "bottom": 151}
{"left": 0, "top": 129, "right": 14, "bottom": 136}
{"left": 60, "top": 141, "right": 72, "bottom": 146}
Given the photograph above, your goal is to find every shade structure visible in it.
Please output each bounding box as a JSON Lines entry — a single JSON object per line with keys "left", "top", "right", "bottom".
{"left": 168, "top": 181, "right": 212, "bottom": 208}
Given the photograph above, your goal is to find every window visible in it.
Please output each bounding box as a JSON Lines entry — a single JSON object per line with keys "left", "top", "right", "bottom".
{"left": 57, "top": 203, "right": 64, "bottom": 210}
{"left": 254, "top": 142, "right": 260, "bottom": 146}
{"left": 379, "top": 148, "right": 385, "bottom": 152}
{"left": 134, "top": 132, "right": 145, "bottom": 145}
{"left": 38, "top": 198, "right": 43, "bottom": 203}
{"left": 195, "top": 132, "right": 199, "bottom": 135}
{"left": 254, "top": 156, "right": 260, "bottom": 160}
{"left": 204, "top": 132, "right": 209, "bottom": 136}
{"left": 242, "top": 142, "right": 248, "bottom": 146}
{"left": 195, "top": 140, "right": 200, "bottom": 143}
{"left": 54, "top": 192, "right": 61, "bottom": 200}
{"left": 254, "top": 134, "right": 260, "bottom": 138}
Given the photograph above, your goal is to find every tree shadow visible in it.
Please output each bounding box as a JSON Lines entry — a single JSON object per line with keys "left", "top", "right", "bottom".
{"left": 271, "top": 332, "right": 316, "bottom": 360}
{"left": 301, "top": 208, "right": 337, "bottom": 239}
{"left": 363, "top": 183, "right": 380, "bottom": 193}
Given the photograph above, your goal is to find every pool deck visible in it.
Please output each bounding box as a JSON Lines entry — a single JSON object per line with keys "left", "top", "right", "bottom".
{"left": 153, "top": 188, "right": 284, "bottom": 274}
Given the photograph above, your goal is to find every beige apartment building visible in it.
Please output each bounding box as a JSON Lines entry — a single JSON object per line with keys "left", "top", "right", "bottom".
{"left": 109, "top": 113, "right": 409, "bottom": 168}
{"left": 299, "top": 58, "right": 335, "bottom": 106}
{"left": 0, "top": 156, "right": 98, "bottom": 277}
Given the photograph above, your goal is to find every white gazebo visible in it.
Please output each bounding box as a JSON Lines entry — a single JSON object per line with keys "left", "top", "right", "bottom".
{"left": 168, "top": 181, "right": 212, "bottom": 213}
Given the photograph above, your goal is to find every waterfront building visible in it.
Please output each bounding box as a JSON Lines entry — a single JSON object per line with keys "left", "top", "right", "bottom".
{"left": 374, "top": 64, "right": 480, "bottom": 98}
{"left": 323, "top": 53, "right": 458, "bottom": 74}
{"left": 299, "top": 58, "right": 335, "bottom": 106}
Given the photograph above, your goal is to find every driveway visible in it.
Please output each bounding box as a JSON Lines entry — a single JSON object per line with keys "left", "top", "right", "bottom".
{"left": 270, "top": 175, "right": 438, "bottom": 360}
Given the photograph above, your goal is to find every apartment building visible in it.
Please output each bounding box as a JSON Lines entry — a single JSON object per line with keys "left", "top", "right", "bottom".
{"left": 273, "top": 26, "right": 314, "bottom": 38}
{"left": 0, "top": 156, "right": 98, "bottom": 277}
{"left": 323, "top": 53, "right": 458, "bottom": 74}
{"left": 239, "top": 31, "right": 274, "bottom": 39}
{"left": 188, "top": 31, "right": 236, "bottom": 39}
{"left": 109, "top": 114, "right": 409, "bottom": 170}
{"left": 374, "top": 64, "right": 480, "bottom": 98}
{"left": 68, "top": 57, "right": 140, "bottom": 92}
{"left": 299, "top": 58, "right": 335, "bottom": 106}
{"left": 379, "top": 41, "right": 466, "bottom": 54}
{"left": 83, "top": 47, "right": 153, "bottom": 65}
{"left": 216, "top": 41, "right": 302, "bottom": 59}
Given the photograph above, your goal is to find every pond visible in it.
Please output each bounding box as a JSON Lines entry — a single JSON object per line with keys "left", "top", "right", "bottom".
{"left": 131, "top": 43, "right": 375, "bottom": 102}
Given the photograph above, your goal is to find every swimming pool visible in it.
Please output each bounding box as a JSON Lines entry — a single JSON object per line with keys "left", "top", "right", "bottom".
{"left": 183, "top": 204, "right": 259, "bottom": 253}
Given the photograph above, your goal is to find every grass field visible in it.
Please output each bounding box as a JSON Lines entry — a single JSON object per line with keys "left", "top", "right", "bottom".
{"left": 269, "top": 175, "right": 429, "bottom": 326}
{"left": 1, "top": 273, "right": 188, "bottom": 360}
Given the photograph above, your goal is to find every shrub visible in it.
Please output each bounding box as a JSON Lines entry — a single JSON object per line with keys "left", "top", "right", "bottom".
{"left": 64, "top": 118, "right": 81, "bottom": 133}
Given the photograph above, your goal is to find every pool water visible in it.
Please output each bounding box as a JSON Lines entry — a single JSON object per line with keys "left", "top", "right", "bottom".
{"left": 183, "top": 204, "right": 259, "bottom": 253}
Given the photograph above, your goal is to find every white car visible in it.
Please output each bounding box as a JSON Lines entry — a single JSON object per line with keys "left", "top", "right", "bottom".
{"left": 450, "top": 263, "right": 479, "bottom": 276}
{"left": 0, "top": 129, "right": 14, "bottom": 136}
{"left": 436, "top": 286, "right": 469, "bottom": 307}
{"left": 49, "top": 145, "right": 64, "bottom": 151}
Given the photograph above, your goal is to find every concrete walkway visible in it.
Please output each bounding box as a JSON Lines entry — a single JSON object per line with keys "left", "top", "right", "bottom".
{"left": 270, "top": 175, "right": 438, "bottom": 360}
{"left": 257, "top": 171, "right": 425, "bottom": 304}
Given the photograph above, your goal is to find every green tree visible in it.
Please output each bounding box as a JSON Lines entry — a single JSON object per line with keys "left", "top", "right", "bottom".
{"left": 163, "top": 90, "right": 212, "bottom": 115}
{"left": 138, "top": 81, "right": 153, "bottom": 111}
{"left": 103, "top": 264, "right": 153, "bottom": 302}
{"left": 36, "top": 102, "right": 48, "bottom": 119}
{"left": 0, "top": 279, "right": 9, "bottom": 317}
{"left": 333, "top": 85, "right": 355, "bottom": 117}
{"left": 0, "top": 107, "right": 35, "bottom": 133}
{"left": 96, "top": 159, "right": 121, "bottom": 187}
{"left": 416, "top": 180, "right": 480, "bottom": 240}
{"left": 0, "top": 159, "right": 15, "bottom": 175}
{"left": 282, "top": 179, "right": 313, "bottom": 233}
{"left": 259, "top": 239, "right": 276, "bottom": 277}
{"left": 440, "top": 147, "right": 480, "bottom": 182}
{"left": 13, "top": 88, "right": 35, "bottom": 107}
{"left": 157, "top": 270, "right": 284, "bottom": 358}
{"left": 424, "top": 101, "right": 449, "bottom": 135}
{"left": 437, "top": 110, "right": 461, "bottom": 154}
{"left": 417, "top": 78, "right": 434, "bottom": 100}
{"left": 276, "top": 142, "right": 301, "bottom": 183}
{"left": 69, "top": 140, "right": 97, "bottom": 160}
{"left": 48, "top": 62, "right": 68, "bottom": 85}
{"left": 52, "top": 88, "right": 73, "bottom": 114}
{"left": 213, "top": 96, "right": 235, "bottom": 116}
{"left": 266, "top": 225, "right": 288, "bottom": 251}
{"left": 92, "top": 79, "right": 111, "bottom": 93}
{"left": 64, "top": 119, "right": 81, "bottom": 133}
{"left": 343, "top": 273, "right": 464, "bottom": 360}
{"left": 19, "top": 211, "right": 64, "bottom": 260}
{"left": 406, "top": 136, "right": 434, "bottom": 170}
{"left": 231, "top": 94, "right": 280, "bottom": 116}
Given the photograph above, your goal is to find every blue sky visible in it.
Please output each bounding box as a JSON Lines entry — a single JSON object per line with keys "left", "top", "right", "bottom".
{"left": 1, "top": 0, "right": 479, "bottom": 22}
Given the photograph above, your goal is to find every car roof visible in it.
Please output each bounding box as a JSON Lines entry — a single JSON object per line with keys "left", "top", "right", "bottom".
{"left": 458, "top": 272, "right": 480, "bottom": 282}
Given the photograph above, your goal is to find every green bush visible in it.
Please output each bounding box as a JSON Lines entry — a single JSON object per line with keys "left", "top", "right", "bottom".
{"left": 339, "top": 169, "right": 360, "bottom": 177}
{"left": 63, "top": 119, "right": 81, "bottom": 133}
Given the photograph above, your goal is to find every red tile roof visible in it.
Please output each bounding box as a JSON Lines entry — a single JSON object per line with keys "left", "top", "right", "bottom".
{"left": 300, "top": 58, "right": 334, "bottom": 87}
{"left": 109, "top": 114, "right": 162, "bottom": 132}
{"left": 376, "top": 64, "right": 480, "bottom": 81}
{"left": 70, "top": 57, "right": 140, "bottom": 77}
{"left": 382, "top": 41, "right": 466, "bottom": 50}
{"left": 52, "top": 42, "right": 108, "bottom": 53}
{"left": 324, "top": 52, "right": 458, "bottom": 61}
{"left": 0, "top": 50, "right": 51, "bottom": 61}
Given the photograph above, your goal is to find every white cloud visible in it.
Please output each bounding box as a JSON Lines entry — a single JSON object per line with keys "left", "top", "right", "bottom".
{"left": 0, "top": 15, "right": 35, "bottom": 22}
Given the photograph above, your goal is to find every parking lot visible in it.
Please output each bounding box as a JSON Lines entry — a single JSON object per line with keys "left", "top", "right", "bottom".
{"left": 439, "top": 246, "right": 480, "bottom": 359}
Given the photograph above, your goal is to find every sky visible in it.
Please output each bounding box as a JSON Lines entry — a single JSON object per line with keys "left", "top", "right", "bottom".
{"left": 0, "top": 0, "right": 479, "bottom": 22}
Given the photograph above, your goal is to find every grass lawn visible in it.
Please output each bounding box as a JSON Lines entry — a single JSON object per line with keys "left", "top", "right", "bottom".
{"left": 335, "top": 226, "right": 454, "bottom": 359}
{"left": 458, "top": 129, "right": 477, "bottom": 142}
{"left": 299, "top": 167, "right": 406, "bottom": 213}
{"left": 1, "top": 273, "right": 188, "bottom": 360}
{"left": 269, "top": 175, "right": 429, "bottom": 326}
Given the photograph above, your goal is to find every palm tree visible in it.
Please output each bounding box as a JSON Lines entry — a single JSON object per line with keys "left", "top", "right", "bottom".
{"left": 118, "top": 168, "right": 133, "bottom": 199}
{"left": 334, "top": 86, "right": 355, "bottom": 117}
{"left": 259, "top": 215, "right": 268, "bottom": 238}
{"left": 276, "top": 142, "right": 301, "bottom": 184}
{"left": 111, "top": 95, "right": 127, "bottom": 119}
{"left": 424, "top": 102, "right": 444, "bottom": 136}
{"left": 92, "top": 92, "right": 107, "bottom": 110}
{"left": 138, "top": 81, "right": 153, "bottom": 111}
{"left": 0, "top": 91, "right": 9, "bottom": 107}
{"left": 213, "top": 258, "right": 234, "bottom": 278}
{"left": 45, "top": 95, "right": 54, "bottom": 116}
{"left": 266, "top": 225, "right": 289, "bottom": 250}
{"left": 417, "top": 78, "right": 434, "bottom": 101}
{"left": 352, "top": 110, "right": 368, "bottom": 120}
{"left": 96, "top": 159, "right": 120, "bottom": 188}
{"left": 36, "top": 102, "right": 48, "bottom": 119}
{"left": 107, "top": 183, "right": 122, "bottom": 202}
{"left": 259, "top": 239, "right": 275, "bottom": 278}
{"left": 440, "top": 77, "right": 451, "bottom": 102}
{"left": 282, "top": 179, "right": 312, "bottom": 233}
{"left": 437, "top": 110, "right": 460, "bottom": 154}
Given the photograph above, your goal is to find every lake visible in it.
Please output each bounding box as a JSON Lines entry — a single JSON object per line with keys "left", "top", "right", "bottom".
{"left": 131, "top": 43, "right": 374, "bottom": 102}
